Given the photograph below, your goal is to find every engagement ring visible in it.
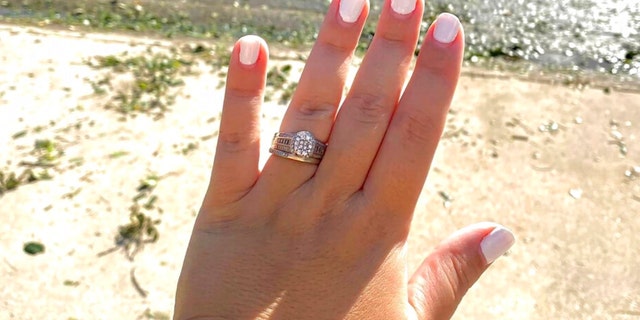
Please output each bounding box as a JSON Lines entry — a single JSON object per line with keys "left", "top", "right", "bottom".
{"left": 269, "top": 131, "right": 326, "bottom": 164}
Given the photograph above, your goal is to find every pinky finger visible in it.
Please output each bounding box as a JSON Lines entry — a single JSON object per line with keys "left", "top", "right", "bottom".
{"left": 204, "top": 35, "right": 269, "bottom": 208}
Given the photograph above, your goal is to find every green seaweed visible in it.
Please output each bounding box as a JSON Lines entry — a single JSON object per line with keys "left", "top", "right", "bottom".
{"left": 24, "top": 242, "right": 45, "bottom": 255}
{"left": 99, "top": 173, "right": 162, "bottom": 261}
{"left": 87, "top": 51, "right": 192, "bottom": 118}
{"left": 0, "top": 169, "right": 52, "bottom": 196}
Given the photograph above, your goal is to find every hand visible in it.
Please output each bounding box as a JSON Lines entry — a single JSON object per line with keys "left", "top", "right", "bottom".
{"left": 174, "top": 0, "right": 515, "bottom": 319}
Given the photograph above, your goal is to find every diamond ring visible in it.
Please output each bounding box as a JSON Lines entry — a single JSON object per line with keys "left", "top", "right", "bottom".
{"left": 269, "top": 131, "right": 327, "bottom": 164}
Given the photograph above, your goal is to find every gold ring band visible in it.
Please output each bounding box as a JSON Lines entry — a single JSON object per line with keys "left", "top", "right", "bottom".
{"left": 269, "top": 131, "right": 326, "bottom": 164}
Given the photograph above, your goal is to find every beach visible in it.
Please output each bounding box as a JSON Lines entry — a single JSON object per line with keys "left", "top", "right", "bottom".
{"left": 0, "top": 21, "right": 639, "bottom": 320}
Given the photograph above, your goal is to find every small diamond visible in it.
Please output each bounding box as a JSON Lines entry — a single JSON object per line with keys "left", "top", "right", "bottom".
{"left": 293, "top": 131, "right": 314, "bottom": 157}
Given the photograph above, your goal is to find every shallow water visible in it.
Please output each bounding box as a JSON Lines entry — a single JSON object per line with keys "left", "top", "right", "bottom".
{"left": 2, "top": 0, "right": 639, "bottom": 84}
{"left": 358, "top": 0, "right": 627, "bottom": 77}
{"left": 451, "top": 0, "right": 639, "bottom": 78}
{"left": 209, "top": 0, "right": 640, "bottom": 82}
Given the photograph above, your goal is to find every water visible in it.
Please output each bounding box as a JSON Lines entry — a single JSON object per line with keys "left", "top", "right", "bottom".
{"left": 3, "top": 0, "right": 639, "bottom": 86}
{"left": 218, "top": 0, "right": 640, "bottom": 84}
{"left": 450, "top": 0, "right": 640, "bottom": 80}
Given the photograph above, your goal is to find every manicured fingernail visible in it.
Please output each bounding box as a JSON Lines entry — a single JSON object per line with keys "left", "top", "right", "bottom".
{"left": 339, "top": 0, "right": 366, "bottom": 23}
{"left": 433, "top": 13, "right": 461, "bottom": 44}
{"left": 239, "top": 36, "right": 261, "bottom": 65}
{"left": 391, "top": 0, "right": 417, "bottom": 15}
{"left": 480, "top": 227, "right": 515, "bottom": 264}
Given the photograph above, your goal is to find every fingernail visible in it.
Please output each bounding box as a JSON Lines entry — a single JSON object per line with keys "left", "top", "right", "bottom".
{"left": 480, "top": 227, "right": 515, "bottom": 264}
{"left": 433, "top": 13, "right": 461, "bottom": 44}
{"left": 339, "top": 0, "right": 366, "bottom": 23}
{"left": 391, "top": 0, "right": 417, "bottom": 15}
{"left": 239, "top": 36, "right": 261, "bottom": 65}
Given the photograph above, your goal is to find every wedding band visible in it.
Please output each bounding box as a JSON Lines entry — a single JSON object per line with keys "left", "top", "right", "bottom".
{"left": 269, "top": 131, "right": 326, "bottom": 164}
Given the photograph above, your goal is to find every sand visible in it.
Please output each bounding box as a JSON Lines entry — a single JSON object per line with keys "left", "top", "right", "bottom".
{"left": 0, "top": 25, "right": 639, "bottom": 320}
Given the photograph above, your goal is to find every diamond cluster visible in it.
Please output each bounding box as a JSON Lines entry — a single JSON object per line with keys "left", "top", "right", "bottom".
{"left": 293, "top": 131, "right": 314, "bottom": 157}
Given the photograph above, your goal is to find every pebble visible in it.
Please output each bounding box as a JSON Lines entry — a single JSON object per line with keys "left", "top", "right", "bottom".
{"left": 611, "top": 130, "right": 624, "bottom": 140}
{"left": 569, "top": 189, "right": 583, "bottom": 199}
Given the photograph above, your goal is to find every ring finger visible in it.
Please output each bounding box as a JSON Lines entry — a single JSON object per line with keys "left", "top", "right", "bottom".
{"left": 257, "top": 0, "right": 369, "bottom": 197}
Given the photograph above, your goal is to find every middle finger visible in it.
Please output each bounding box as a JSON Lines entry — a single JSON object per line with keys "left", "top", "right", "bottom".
{"left": 317, "top": 0, "right": 425, "bottom": 193}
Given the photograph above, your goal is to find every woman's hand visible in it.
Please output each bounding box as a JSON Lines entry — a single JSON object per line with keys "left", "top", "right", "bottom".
{"left": 175, "top": 0, "right": 515, "bottom": 319}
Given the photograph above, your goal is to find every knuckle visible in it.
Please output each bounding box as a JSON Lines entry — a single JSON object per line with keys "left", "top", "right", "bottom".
{"left": 227, "top": 86, "right": 263, "bottom": 99}
{"left": 417, "top": 54, "right": 455, "bottom": 75}
{"left": 378, "top": 31, "right": 408, "bottom": 47}
{"left": 396, "top": 111, "right": 443, "bottom": 145}
{"left": 437, "top": 252, "right": 472, "bottom": 303}
{"left": 318, "top": 187, "right": 351, "bottom": 212}
{"left": 318, "top": 37, "right": 354, "bottom": 55}
{"left": 372, "top": 28, "right": 416, "bottom": 53}
{"left": 294, "top": 101, "right": 337, "bottom": 121}
{"left": 346, "top": 93, "right": 390, "bottom": 124}
{"left": 217, "top": 131, "right": 255, "bottom": 154}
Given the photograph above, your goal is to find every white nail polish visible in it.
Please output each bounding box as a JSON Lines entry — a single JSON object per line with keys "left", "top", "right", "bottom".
{"left": 433, "top": 13, "right": 461, "bottom": 44}
{"left": 339, "top": 0, "right": 366, "bottom": 23}
{"left": 480, "top": 227, "right": 515, "bottom": 264}
{"left": 239, "top": 36, "right": 261, "bottom": 65}
{"left": 391, "top": 0, "right": 417, "bottom": 15}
